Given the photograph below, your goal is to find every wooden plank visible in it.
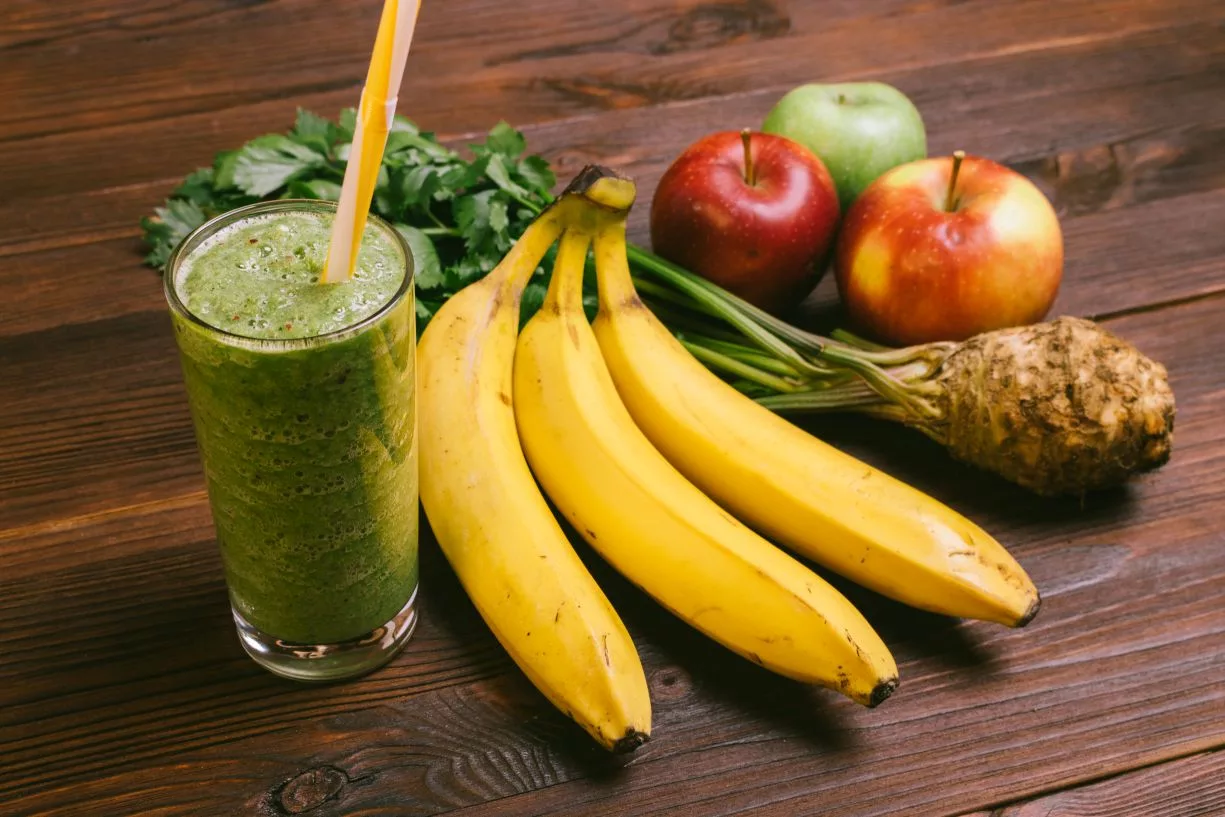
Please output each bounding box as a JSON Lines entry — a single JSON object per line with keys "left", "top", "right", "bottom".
{"left": 2, "top": 24, "right": 1223, "bottom": 339}
{"left": 2, "top": 3, "right": 1221, "bottom": 211}
{"left": 1, "top": 0, "right": 1213, "bottom": 146}
{"left": 0, "top": 310, "right": 200, "bottom": 529}
{"left": 4, "top": 41, "right": 1223, "bottom": 258}
{"left": 961, "top": 750, "right": 1225, "bottom": 816}
{"left": 3, "top": 294, "right": 1224, "bottom": 813}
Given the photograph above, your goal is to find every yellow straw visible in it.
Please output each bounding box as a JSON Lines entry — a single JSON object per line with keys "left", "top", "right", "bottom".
{"left": 322, "top": 0, "right": 422, "bottom": 283}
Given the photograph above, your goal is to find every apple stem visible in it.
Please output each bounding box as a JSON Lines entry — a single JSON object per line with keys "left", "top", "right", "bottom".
{"left": 741, "top": 128, "right": 756, "bottom": 186}
{"left": 944, "top": 150, "right": 965, "bottom": 212}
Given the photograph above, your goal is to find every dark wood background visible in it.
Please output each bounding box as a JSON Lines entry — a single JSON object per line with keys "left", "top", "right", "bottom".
{"left": 3, "top": 1, "right": 1224, "bottom": 814}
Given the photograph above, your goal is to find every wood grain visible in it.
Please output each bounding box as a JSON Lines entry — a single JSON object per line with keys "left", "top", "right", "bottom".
{"left": 962, "top": 750, "right": 1225, "bottom": 816}
{"left": 2, "top": 0, "right": 1213, "bottom": 145}
{"left": 4, "top": 295, "right": 1224, "bottom": 814}
{"left": 2, "top": 22, "right": 1223, "bottom": 342}
{"left": 2, "top": 4, "right": 1222, "bottom": 214}
{"left": 5, "top": 0, "right": 1225, "bottom": 813}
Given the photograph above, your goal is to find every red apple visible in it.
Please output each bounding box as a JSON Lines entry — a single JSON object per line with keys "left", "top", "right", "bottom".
{"left": 835, "top": 153, "right": 1063, "bottom": 346}
{"left": 650, "top": 130, "right": 840, "bottom": 314}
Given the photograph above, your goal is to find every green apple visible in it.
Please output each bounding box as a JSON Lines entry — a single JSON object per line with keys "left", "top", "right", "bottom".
{"left": 762, "top": 82, "right": 927, "bottom": 210}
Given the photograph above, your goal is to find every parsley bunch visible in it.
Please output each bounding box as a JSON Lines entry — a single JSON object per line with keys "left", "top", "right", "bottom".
{"left": 142, "top": 109, "right": 570, "bottom": 328}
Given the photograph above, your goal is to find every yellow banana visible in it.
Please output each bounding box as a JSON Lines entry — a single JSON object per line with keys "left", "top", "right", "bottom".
{"left": 418, "top": 198, "right": 650, "bottom": 752}
{"left": 591, "top": 211, "right": 1040, "bottom": 627}
{"left": 513, "top": 182, "right": 898, "bottom": 706}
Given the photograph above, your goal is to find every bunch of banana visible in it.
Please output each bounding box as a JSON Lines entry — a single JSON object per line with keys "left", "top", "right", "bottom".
{"left": 418, "top": 185, "right": 650, "bottom": 754}
{"left": 514, "top": 174, "right": 897, "bottom": 706}
{"left": 419, "top": 165, "right": 1040, "bottom": 752}
{"left": 589, "top": 199, "right": 1041, "bottom": 628}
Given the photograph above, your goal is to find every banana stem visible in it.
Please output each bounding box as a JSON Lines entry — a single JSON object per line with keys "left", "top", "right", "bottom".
{"left": 545, "top": 229, "right": 594, "bottom": 313}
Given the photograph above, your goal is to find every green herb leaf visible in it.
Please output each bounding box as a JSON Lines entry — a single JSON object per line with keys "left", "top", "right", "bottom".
{"left": 394, "top": 224, "right": 444, "bottom": 290}
{"left": 290, "top": 108, "right": 333, "bottom": 155}
{"left": 141, "top": 109, "right": 563, "bottom": 332}
{"left": 285, "top": 178, "right": 343, "bottom": 201}
{"left": 385, "top": 128, "right": 454, "bottom": 163}
{"left": 174, "top": 168, "right": 216, "bottom": 206}
{"left": 141, "top": 199, "right": 208, "bottom": 270}
{"left": 337, "top": 108, "right": 358, "bottom": 139}
{"left": 454, "top": 189, "right": 494, "bottom": 251}
{"left": 391, "top": 115, "right": 419, "bottom": 134}
{"left": 483, "top": 121, "right": 527, "bottom": 159}
{"left": 517, "top": 155, "right": 556, "bottom": 198}
{"left": 213, "top": 150, "right": 241, "bottom": 190}
{"left": 399, "top": 165, "right": 444, "bottom": 209}
{"left": 233, "top": 135, "right": 328, "bottom": 196}
{"left": 485, "top": 154, "right": 532, "bottom": 201}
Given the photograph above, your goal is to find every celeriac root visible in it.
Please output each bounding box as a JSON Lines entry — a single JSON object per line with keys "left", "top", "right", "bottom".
{"left": 926, "top": 317, "right": 1175, "bottom": 495}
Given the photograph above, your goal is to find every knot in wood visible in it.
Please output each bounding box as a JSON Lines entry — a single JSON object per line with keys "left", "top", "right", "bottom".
{"left": 275, "top": 765, "right": 349, "bottom": 814}
{"left": 657, "top": 0, "right": 790, "bottom": 55}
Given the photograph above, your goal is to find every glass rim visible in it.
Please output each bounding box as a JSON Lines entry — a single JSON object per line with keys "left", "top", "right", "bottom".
{"left": 163, "top": 199, "right": 415, "bottom": 351}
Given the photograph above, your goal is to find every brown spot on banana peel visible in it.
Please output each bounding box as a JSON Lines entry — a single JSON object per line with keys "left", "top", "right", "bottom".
{"left": 613, "top": 727, "right": 650, "bottom": 754}
{"left": 602, "top": 634, "right": 611, "bottom": 667}
{"left": 869, "top": 678, "right": 899, "bottom": 708}
{"left": 1015, "top": 593, "right": 1042, "bottom": 628}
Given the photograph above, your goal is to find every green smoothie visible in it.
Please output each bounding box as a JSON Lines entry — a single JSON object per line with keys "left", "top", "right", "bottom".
{"left": 167, "top": 201, "right": 418, "bottom": 649}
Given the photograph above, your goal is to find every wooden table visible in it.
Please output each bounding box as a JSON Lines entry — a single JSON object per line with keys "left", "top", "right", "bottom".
{"left": 4, "top": 1, "right": 1224, "bottom": 814}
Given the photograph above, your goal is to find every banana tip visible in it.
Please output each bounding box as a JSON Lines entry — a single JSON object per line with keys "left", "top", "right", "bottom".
{"left": 868, "top": 677, "right": 899, "bottom": 708}
{"left": 612, "top": 727, "right": 650, "bottom": 754}
{"left": 1015, "top": 594, "right": 1042, "bottom": 628}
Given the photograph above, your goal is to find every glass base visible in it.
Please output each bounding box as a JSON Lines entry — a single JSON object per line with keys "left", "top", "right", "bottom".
{"left": 234, "top": 587, "right": 418, "bottom": 682}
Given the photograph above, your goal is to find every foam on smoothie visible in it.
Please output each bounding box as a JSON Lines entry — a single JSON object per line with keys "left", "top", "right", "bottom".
{"left": 176, "top": 210, "right": 404, "bottom": 339}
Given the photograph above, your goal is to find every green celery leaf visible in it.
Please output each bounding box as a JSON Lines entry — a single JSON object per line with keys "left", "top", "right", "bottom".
{"left": 488, "top": 197, "right": 510, "bottom": 239}
{"left": 516, "top": 155, "right": 556, "bottom": 198}
{"left": 443, "top": 255, "right": 487, "bottom": 292}
{"left": 141, "top": 198, "right": 208, "bottom": 270}
{"left": 141, "top": 108, "right": 572, "bottom": 342}
{"left": 482, "top": 122, "right": 527, "bottom": 159}
{"left": 233, "top": 135, "right": 327, "bottom": 196}
{"left": 285, "top": 178, "right": 342, "bottom": 201}
{"left": 395, "top": 164, "right": 443, "bottom": 211}
{"left": 454, "top": 189, "right": 500, "bottom": 254}
{"left": 213, "top": 150, "right": 241, "bottom": 190}
{"left": 393, "top": 224, "right": 444, "bottom": 290}
{"left": 415, "top": 297, "right": 438, "bottom": 327}
{"left": 390, "top": 114, "right": 419, "bottom": 134}
{"left": 440, "top": 154, "right": 490, "bottom": 194}
{"left": 384, "top": 129, "right": 454, "bottom": 162}
{"left": 290, "top": 109, "right": 332, "bottom": 155}
{"left": 174, "top": 168, "right": 216, "bottom": 206}
{"left": 485, "top": 154, "right": 532, "bottom": 201}
{"left": 338, "top": 108, "right": 358, "bottom": 138}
